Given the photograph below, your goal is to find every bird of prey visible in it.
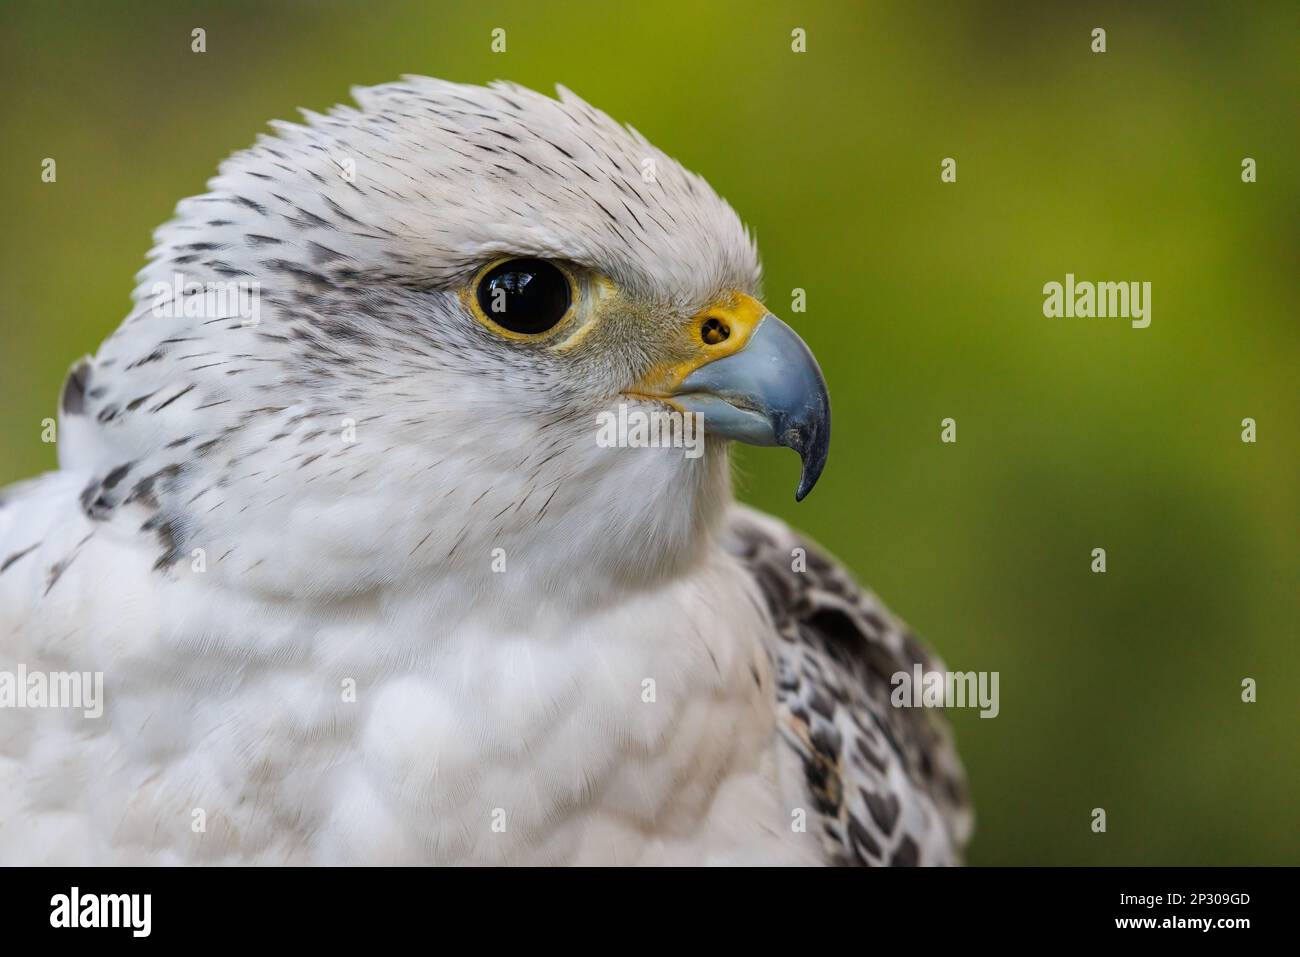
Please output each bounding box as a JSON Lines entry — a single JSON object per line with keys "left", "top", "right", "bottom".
{"left": 0, "top": 77, "right": 970, "bottom": 865}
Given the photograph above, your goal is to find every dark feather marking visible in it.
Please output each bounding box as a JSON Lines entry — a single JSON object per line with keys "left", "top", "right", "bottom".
{"left": 534, "top": 483, "right": 561, "bottom": 524}
{"left": 864, "top": 790, "right": 901, "bottom": 834}
{"left": 727, "top": 510, "right": 971, "bottom": 866}
{"left": 543, "top": 138, "right": 574, "bottom": 159}
{"left": 408, "top": 529, "right": 435, "bottom": 556}
{"left": 43, "top": 534, "right": 92, "bottom": 595}
{"left": 141, "top": 515, "right": 182, "bottom": 570}
{"left": 101, "top": 462, "right": 133, "bottom": 489}
{"left": 44, "top": 555, "right": 77, "bottom": 595}
{"left": 61, "top": 361, "right": 91, "bottom": 415}
{"left": 323, "top": 197, "right": 364, "bottom": 226}
{"left": 890, "top": 836, "right": 919, "bottom": 867}
{"left": 307, "top": 241, "right": 344, "bottom": 263}
{"left": 150, "top": 385, "right": 194, "bottom": 412}
{"left": 1, "top": 542, "right": 41, "bottom": 573}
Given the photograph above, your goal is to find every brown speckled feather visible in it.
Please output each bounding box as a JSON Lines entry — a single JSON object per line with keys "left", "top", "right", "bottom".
{"left": 725, "top": 504, "right": 973, "bottom": 865}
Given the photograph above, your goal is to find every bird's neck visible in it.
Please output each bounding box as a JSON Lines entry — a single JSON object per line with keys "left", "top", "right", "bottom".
{"left": 158, "top": 419, "right": 736, "bottom": 625}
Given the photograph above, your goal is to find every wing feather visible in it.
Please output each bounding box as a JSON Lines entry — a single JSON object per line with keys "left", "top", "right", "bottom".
{"left": 725, "top": 504, "right": 972, "bottom": 865}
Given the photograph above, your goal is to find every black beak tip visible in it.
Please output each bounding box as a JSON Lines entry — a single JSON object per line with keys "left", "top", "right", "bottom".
{"left": 787, "top": 417, "right": 830, "bottom": 503}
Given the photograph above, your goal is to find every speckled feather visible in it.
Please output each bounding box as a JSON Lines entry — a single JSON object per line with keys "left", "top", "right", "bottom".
{"left": 726, "top": 507, "right": 971, "bottom": 865}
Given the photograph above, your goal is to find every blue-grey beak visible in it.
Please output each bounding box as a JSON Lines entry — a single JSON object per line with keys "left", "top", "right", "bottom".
{"left": 672, "top": 314, "right": 831, "bottom": 501}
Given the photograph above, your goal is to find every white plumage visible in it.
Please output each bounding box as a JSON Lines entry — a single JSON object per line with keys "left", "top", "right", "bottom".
{"left": 0, "top": 77, "right": 968, "bottom": 865}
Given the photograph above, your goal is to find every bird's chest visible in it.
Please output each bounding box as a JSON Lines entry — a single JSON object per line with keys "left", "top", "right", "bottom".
{"left": 100, "top": 560, "right": 802, "bottom": 865}
{"left": 13, "top": 531, "right": 813, "bottom": 864}
{"left": 313, "top": 578, "right": 787, "bottom": 864}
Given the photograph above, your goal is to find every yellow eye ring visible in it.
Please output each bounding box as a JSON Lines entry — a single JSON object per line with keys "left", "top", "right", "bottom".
{"left": 465, "top": 257, "right": 577, "bottom": 341}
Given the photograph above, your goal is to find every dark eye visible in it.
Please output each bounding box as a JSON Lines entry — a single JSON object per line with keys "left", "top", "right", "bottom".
{"left": 475, "top": 258, "right": 571, "bottom": 335}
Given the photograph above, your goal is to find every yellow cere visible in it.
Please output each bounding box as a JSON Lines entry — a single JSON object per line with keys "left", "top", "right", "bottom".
{"left": 630, "top": 291, "right": 769, "bottom": 399}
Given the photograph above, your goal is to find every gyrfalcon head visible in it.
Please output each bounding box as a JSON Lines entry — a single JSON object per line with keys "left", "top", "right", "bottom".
{"left": 67, "top": 77, "right": 830, "bottom": 611}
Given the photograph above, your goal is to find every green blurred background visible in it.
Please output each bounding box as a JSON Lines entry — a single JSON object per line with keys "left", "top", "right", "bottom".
{"left": 1, "top": 1, "right": 1295, "bottom": 864}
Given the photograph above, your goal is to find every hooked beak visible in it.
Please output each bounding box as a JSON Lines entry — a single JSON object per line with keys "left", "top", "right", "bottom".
{"left": 632, "top": 292, "right": 831, "bottom": 501}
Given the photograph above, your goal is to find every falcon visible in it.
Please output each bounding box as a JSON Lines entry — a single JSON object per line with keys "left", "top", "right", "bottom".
{"left": 0, "top": 77, "right": 970, "bottom": 865}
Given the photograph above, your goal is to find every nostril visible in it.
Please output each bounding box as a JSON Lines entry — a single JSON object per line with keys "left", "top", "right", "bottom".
{"left": 700, "top": 317, "right": 730, "bottom": 346}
